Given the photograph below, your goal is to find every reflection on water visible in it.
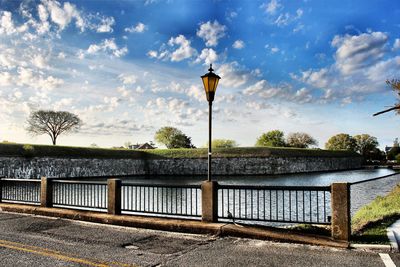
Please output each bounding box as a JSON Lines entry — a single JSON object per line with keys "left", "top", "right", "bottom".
{"left": 108, "top": 168, "right": 396, "bottom": 186}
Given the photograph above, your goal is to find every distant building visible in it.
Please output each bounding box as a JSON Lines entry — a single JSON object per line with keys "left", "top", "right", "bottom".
{"left": 128, "top": 142, "right": 156, "bottom": 150}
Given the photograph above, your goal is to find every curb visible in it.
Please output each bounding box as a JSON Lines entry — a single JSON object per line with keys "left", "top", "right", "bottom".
{"left": 0, "top": 203, "right": 348, "bottom": 249}
{"left": 387, "top": 219, "right": 400, "bottom": 252}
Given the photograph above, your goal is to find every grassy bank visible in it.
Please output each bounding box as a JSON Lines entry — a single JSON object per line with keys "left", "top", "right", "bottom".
{"left": 351, "top": 183, "right": 400, "bottom": 244}
{"left": 0, "top": 143, "right": 360, "bottom": 159}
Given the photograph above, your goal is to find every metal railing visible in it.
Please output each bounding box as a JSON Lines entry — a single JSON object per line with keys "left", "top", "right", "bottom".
{"left": 52, "top": 180, "right": 108, "bottom": 210}
{"left": 1, "top": 179, "right": 41, "bottom": 204}
{"left": 218, "top": 185, "right": 331, "bottom": 224}
{"left": 121, "top": 183, "right": 202, "bottom": 218}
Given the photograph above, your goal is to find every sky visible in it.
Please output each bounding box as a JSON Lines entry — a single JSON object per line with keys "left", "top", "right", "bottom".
{"left": 0, "top": 0, "right": 399, "bottom": 149}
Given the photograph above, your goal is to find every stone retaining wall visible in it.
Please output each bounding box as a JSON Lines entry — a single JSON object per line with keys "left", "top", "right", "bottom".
{"left": 0, "top": 155, "right": 363, "bottom": 178}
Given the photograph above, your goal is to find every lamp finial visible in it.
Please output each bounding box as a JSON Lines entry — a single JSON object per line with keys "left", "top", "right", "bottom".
{"left": 208, "top": 64, "right": 214, "bottom": 72}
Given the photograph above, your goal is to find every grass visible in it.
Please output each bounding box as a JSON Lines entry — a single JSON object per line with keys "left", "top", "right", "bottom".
{"left": 0, "top": 142, "right": 361, "bottom": 159}
{"left": 351, "top": 183, "right": 400, "bottom": 244}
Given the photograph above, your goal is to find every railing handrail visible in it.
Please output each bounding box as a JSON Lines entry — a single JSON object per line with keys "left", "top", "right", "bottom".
{"left": 0, "top": 178, "right": 41, "bottom": 182}
{"left": 121, "top": 182, "right": 201, "bottom": 189}
{"left": 52, "top": 179, "right": 107, "bottom": 185}
{"left": 46, "top": 174, "right": 138, "bottom": 180}
{"left": 218, "top": 184, "right": 331, "bottom": 191}
{"left": 349, "top": 172, "right": 399, "bottom": 185}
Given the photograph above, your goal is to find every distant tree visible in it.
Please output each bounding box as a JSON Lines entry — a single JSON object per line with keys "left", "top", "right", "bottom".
{"left": 373, "top": 79, "right": 400, "bottom": 116}
{"left": 124, "top": 141, "right": 132, "bottom": 149}
{"left": 26, "top": 110, "right": 82, "bottom": 145}
{"left": 353, "top": 134, "right": 379, "bottom": 158}
{"left": 387, "top": 139, "right": 400, "bottom": 160}
{"left": 325, "top": 133, "right": 357, "bottom": 151}
{"left": 90, "top": 143, "right": 99, "bottom": 148}
{"left": 255, "top": 130, "right": 286, "bottom": 147}
{"left": 154, "top": 127, "right": 195, "bottom": 148}
{"left": 286, "top": 132, "right": 318, "bottom": 148}
{"left": 206, "top": 139, "right": 238, "bottom": 148}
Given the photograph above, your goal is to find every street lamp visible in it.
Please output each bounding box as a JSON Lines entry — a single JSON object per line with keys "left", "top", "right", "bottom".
{"left": 201, "top": 64, "right": 221, "bottom": 182}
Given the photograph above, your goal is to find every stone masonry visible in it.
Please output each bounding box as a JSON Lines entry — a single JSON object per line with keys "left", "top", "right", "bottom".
{"left": 0, "top": 155, "right": 363, "bottom": 179}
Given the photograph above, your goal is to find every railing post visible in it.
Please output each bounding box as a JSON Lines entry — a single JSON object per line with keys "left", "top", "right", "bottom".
{"left": 331, "top": 183, "right": 350, "bottom": 241}
{"left": 201, "top": 181, "right": 218, "bottom": 222}
{"left": 0, "top": 178, "right": 2, "bottom": 202}
{"left": 108, "top": 179, "right": 121, "bottom": 215}
{"left": 40, "top": 177, "right": 53, "bottom": 207}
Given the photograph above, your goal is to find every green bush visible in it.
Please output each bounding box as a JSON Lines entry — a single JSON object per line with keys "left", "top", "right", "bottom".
{"left": 0, "top": 143, "right": 361, "bottom": 159}
{"left": 396, "top": 154, "right": 400, "bottom": 164}
{"left": 22, "top": 144, "right": 35, "bottom": 158}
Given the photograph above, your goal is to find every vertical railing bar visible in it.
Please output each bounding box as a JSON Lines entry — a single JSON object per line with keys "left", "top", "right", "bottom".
{"left": 289, "top": 190, "right": 292, "bottom": 222}
{"left": 233, "top": 189, "right": 236, "bottom": 219}
{"left": 262, "top": 189, "right": 265, "bottom": 220}
{"left": 251, "top": 189, "right": 253, "bottom": 220}
{"left": 282, "top": 190, "right": 285, "bottom": 221}
{"left": 309, "top": 190, "right": 312, "bottom": 222}
{"left": 303, "top": 190, "right": 305, "bottom": 222}
{"left": 195, "top": 188, "right": 198, "bottom": 216}
{"left": 275, "top": 190, "right": 278, "bottom": 221}
{"left": 245, "top": 189, "right": 248, "bottom": 219}
{"left": 190, "top": 188, "right": 193, "bottom": 215}
{"left": 324, "top": 190, "right": 326, "bottom": 223}
{"left": 269, "top": 190, "right": 271, "bottom": 220}
{"left": 257, "top": 189, "right": 259, "bottom": 220}
{"left": 316, "top": 191, "right": 319, "bottom": 223}
{"left": 296, "top": 192, "right": 299, "bottom": 222}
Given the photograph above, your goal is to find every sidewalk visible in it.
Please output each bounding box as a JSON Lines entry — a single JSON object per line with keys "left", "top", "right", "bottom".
{"left": 0, "top": 202, "right": 347, "bottom": 248}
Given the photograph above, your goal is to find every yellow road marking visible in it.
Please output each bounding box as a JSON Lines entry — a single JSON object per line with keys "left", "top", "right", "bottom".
{"left": 0, "top": 239, "right": 136, "bottom": 267}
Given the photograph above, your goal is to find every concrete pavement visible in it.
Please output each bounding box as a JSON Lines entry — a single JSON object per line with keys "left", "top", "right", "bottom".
{"left": 0, "top": 212, "right": 398, "bottom": 266}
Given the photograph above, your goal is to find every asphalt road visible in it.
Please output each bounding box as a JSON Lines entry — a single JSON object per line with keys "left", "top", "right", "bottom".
{"left": 0, "top": 212, "right": 398, "bottom": 267}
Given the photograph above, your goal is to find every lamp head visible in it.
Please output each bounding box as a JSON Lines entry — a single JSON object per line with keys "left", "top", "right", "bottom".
{"left": 201, "top": 64, "right": 221, "bottom": 102}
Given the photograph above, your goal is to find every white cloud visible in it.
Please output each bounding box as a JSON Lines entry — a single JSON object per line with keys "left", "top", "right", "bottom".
{"left": 186, "top": 85, "right": 204, "bottom": 102}
{"left": 331, "top": 31, "right": 388, "bottom": 75}
{"left": 393, "top": 38, "right": 400, "bottom": 50}
{"left": 274, "top": 13, "right": 290, "bottom": 27}
{"left": 0, "top": 72, "right": 12, "bottom": 86}
{"left": 43, "top": 0, "right": 85, "bottom": 31}
{"left": 96, "top": 16, "right": 115, "bottom": 33}
{"left": 197, "top": 20, "right": 227, "bottom": 47}
{"left": 32, "top": 54, "right": 48, "bottom": 69}
{"left": 87, "top": 38, "right": 128, "bottom": 57}
{"left": 261, "top": 0, "right": 282, "bottom": 15}
{"left": 118, "top": 73, "right": 137, "bottom": 85}
{"left": 270, "top": 46, "right": 279, "bottom": 53}
{"left": 195, "top": 48, "right": 218, "bottom": 65}
{"left": 273, "top": 9, "right": 303, "bottom": 27}
{"left": 57, "top": 52, "right": 66, "bottom": 59}
{"left": 217, "top": 62, "right": 250, "bottom": 88}
{"left": 0, "top": 11, "right": 18, "bottom": 35}
{"left": 243, "top": 80, "right": 267, "bottom": 95}
{"left": 295, "top": 32, "right": 400, "bottom": 102}
{"left": 246, "top": 101, "right": 270, "bottom": 110}
{"left": 147, "top": 50, "right": 158, "bottom": 58}
{"left": 298, "top": 68, "right": 330, "bottom": 88}
{"left": 232, "top": 40, "right": 245, "bottom": 49}
{"left": 168, "top": 35, "right": 197, "bottom": 62}
{"left": 125, "top": 22, "right": 146, "bottom": 33}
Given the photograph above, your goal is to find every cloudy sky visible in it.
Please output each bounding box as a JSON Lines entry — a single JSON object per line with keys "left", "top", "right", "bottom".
{"left": 0, "top": 0, "right": 399, "bottom": 148}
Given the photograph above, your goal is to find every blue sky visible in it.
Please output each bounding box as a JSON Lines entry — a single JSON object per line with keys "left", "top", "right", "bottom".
{"left": 0, "top": 0, "right": 399, "bottom": 148}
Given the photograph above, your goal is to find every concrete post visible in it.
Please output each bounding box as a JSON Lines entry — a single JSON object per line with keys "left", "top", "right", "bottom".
{"left": 40, "top": 177, "right": 53, "bottom": 207}
{"left": 331, "top": 183, "right": 350, "bottom": 241}
{"left": 201, "top": 181, "right": 218, "bottom": 222}
{"left": 108, "top": 179, "right": 121, "bottom": 215}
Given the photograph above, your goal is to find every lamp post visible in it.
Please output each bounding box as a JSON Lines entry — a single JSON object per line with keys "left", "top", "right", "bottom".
{"left": 201, "top": 64, "right": 221, "bottom": 182}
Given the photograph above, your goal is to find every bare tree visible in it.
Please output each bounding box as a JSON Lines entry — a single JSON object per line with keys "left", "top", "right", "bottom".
{"left": 26, "top": 110, "right": 82, "bottom": 145}
{"left": 373, "top": 79, "right": 400, "bottom": 116}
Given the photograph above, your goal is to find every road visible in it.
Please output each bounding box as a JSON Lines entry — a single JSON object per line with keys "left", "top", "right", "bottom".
{"left": 0, "top": 212, "right": 398, "bottom": 267}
